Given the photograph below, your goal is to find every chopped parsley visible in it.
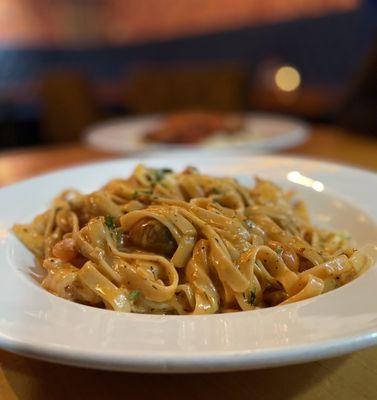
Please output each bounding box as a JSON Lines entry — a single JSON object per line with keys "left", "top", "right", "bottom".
{"left": 130, "top": 189, "right": 153, "bottom": 200}
{"left": 105, "top": 215, "right": 116, "bottom": 230}
{"left": 112, "top": 228, "right": 123, "bottom": 244}
{"left": 148, "top": 168, "right": 173, "bottom": 185}
{"left": 210, "top": 187, "right": 222, "bottom": 195}
{"left": 249, "top": 288, "right": 257, "bottom": 306}
{"left": 128, "top": 290, "right": 140, "bottom": 301}
{"left": 275, "top": 246, "right": 284, "bottom": 256}
{"left": 152, "top": 170, "right": 164, "bottom": 182}
{"left": 105, "top": 216, "right": 124, "bottom": 244}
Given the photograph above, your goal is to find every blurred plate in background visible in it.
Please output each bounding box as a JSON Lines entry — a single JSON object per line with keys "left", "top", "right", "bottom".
{"left": 84, "top": 113, "right": 309, "bottom": 155}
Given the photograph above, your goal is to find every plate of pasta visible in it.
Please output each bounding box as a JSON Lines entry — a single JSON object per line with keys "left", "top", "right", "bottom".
{"left": 0, "top": 154, "right": 376, "bottom": 372}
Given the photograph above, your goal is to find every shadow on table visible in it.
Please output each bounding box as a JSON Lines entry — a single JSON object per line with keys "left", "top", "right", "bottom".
{"left": 1, "top": 350, "right": 348, "bottom": 400}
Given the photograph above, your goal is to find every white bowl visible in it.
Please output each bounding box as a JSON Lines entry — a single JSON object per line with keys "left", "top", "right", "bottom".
{"left": 0, "top": 155, "right": 376, "bottom": 372}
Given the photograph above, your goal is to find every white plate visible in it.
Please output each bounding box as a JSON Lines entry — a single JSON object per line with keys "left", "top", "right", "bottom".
{"left": 0, "top": 155, "right": 376, "bottom": 373}
{"left": 84, "top": 113, "right": 309, "bottom": 154}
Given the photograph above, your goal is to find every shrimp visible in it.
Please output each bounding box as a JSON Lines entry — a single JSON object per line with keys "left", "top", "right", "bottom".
{"left": 52, "top": 238, "right": 78, "bottom": 262}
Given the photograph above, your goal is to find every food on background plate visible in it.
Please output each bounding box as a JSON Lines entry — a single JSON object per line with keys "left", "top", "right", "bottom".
{"left": 144, "top": 111, "right": 244, "bottom": 144}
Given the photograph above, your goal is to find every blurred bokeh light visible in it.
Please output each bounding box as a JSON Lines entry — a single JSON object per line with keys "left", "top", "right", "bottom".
{"left": 275, "top": 66, "right": 301, "bottom": 92}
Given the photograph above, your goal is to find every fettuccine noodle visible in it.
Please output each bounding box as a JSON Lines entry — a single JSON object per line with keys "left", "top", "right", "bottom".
{"left": 13, "top": 165, "right": 372, "bottom": 314}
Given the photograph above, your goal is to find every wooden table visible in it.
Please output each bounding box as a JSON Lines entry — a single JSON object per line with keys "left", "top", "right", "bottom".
{"left": 0, "top": 124, "right": 376, "bottom": 400}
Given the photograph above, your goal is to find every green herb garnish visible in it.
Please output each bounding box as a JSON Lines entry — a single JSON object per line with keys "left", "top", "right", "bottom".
{"left": 105, "top": 215, "right": 115, "bottom": 230}
{"left": 145, "top": 168, "right": 173, "bottom": 186}
{"left": 249, "top": 288, "right": 257, "bottom": 306}
{"left": 130, "top": 190, "right": 139, "bottom": 199}
{"left": 130, "top": 189, "right": 152, "bottom": 200}
{"left": 275, "top": 246, "right": 284, "bottom": 256}
{"left": 210, "top": 187, "right": 221, "bottom": 195}
{"left": 128, "top": 290, "right": 141, "bottom": 301}
{"left": 112, "top": 228, "right": 123, "bottom": 244}
{"left": 150, "top": 168, "right": 172, "bottom": 184}
{"left": 153, "top": 170, "right": 165, "bottom": 182}
{"left": 105, "top": 217, "right": 123, "bottom": 244}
